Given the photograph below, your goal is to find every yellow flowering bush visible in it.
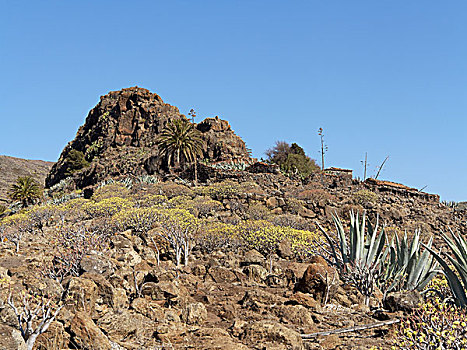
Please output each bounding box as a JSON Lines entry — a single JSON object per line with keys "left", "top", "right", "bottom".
{"left": 153, "top": 208, "right": 199, "bottom": 266}
{"left": 196, "top": 220, "right": 238, "bottom": 252}
{"left": 82, "top": 197, "right": 133, "bottom": 218}
{"left": 196, "top": 180, "right": 240, "bottom": 201}
{"left": 132, "top": 194, "right": 168, "bottom": 208}
{"left": 396, "top": 299, "right": 467, "bottom": 349}
{"left": 112, "top": 207, "right": 159, "bottom": 234}
{"left": 92, "top": 183, "right": 130, "bottom": 202}
{"left": 0, "top": 213, "right": 34, "bottom": 252}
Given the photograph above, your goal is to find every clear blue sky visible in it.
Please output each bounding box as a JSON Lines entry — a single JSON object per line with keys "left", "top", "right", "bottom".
{"left": 1, "top": 1, "right": 466, "bottom": 201}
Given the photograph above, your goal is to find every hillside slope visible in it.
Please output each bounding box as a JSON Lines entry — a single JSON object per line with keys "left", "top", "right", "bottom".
{"left": 0, "top": 155, "right": 54, "bottom": 203}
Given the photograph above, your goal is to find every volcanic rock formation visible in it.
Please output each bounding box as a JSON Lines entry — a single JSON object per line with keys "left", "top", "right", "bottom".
{"left": 46, "top": 87, "right": 251, "bottom": 189}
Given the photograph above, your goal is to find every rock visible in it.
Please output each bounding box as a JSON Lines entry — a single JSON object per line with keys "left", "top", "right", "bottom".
{"left": 298, "top": 206, "right": 316, "bottom": 219}
{"left": 67, "top": 277, "right": 98, "bottom": 315}
{"left": 182, "top": 302, "right": 207, "bottom": 325}
{"left": 0, "top": 324, "right": 26, "bottom": 350}
{"left": 278, "top": 238, "right": 293, "bottom": 259}
{"left": 295, "top": 256, "right": 340, "bottom": 303}
{"left": 242, "top": 320, "right": 304, "bottom": 350}
{"left": 46, "top": 87, "right": 252, "bottom": 189}
{"left": 384, "top": 290, "right": 423, "bottom": 312}
{"left": 265, "top": 274, "right": 288, "bottom": 288}
{"left": 96, "top": 310, "right": 156, "bottom": 346}
{"left": 35, "top": 321, "right": 68, "bottom": 350}
{"left": 131, "top": 298, "right": 165, "bottom": 322}
{"left": 243, "top": 264, "right": 269, "bottom": 282}
{"left": 266, "top": 197, "right": 279, "bottom": 209}
{"left": 240, "top": 289, "right": 286, "bottom": 310}
{"left": 286, "top": 292, "right": 321, "bottom": 311}
{"left": 275, "top": 305, "right": 315, "bottom": 331}
{"left": 271, "top": 207, "right": 283, "bottom": 215}
{"left": 189, "top": 327, "right": 250, "bottom": 350}
{"left": 70, "top": 312, "right": 112, "bottom": 350}
{"left": 208, "top": 266, "right": 237, "bottom": 283}
{"left": 241, "top": 249, "right": 264, "bottom": 266}
{"left": 80, "top": 254, "right": 114, "bottom": 276}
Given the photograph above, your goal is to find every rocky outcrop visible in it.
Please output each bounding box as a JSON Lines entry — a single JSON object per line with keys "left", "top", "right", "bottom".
{"left": 46, "top": 87, "right": 251, "bottom": 189}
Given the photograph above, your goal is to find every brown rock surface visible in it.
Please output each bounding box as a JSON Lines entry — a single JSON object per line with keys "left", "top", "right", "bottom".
{"left": 46, "top": 87, "right": 251, "bottom": 189}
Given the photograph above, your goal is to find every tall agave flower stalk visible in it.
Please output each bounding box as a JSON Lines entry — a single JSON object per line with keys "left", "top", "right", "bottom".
{"left": 424, "top": 228, "right": 467, "bottom": 308}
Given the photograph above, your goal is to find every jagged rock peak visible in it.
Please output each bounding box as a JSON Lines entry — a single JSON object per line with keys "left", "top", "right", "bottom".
{"left": 46, "top": 87, "right": 251, "bottom": 189}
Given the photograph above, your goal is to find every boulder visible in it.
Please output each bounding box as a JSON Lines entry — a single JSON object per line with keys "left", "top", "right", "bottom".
{"left": 383, "top": 290, "right": 423, "bottom": 312}
{"left": 70, "top": 312, "right": 111, "bottom": 350}
{"left": 208, "top": 266, "right": 237, "bottom": 284}
{"left": 241, "top": 249, "right": 264, "bottom": 266}
{"left": 295, "top": 256, "right": 340, "bottom": 303}
{"left": 182, "top": 302, "right": 208, "bottom": 325}
{"left": 242, "top": 320, "right": 304, "bottom": 350}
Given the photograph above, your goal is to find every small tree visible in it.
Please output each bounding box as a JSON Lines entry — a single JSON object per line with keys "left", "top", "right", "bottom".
{"left": 156, "top": 118, "right": 204, "bottom": 173}
{"left": 8, "top": 176, "right": 42, "bottom": 208}
{"left": 7, "top": 292, "right": 64, "bottom": 350}
{"left": 266, "top": 141, "right": 319, "bottom": 177}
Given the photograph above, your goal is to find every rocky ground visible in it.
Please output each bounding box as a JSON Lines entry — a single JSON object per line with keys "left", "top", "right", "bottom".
{"left": 0, "top": 172, "right": 464, "bottom": 350}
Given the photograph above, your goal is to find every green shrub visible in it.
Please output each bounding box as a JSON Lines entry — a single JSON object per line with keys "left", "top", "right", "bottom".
{"left": 353, "top": 189, "right": 378, "bottom": 206}
{"left": 266, "top": 141, "right": 319, "bottom": 178}
{"left": 64, "top": 149, "right": 89, "bottom": 175}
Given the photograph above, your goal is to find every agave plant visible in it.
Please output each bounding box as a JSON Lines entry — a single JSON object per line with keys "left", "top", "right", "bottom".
{"left": 317, "top": 211, "right": 386, "bottom": 305}
{"left": 424, "top": 228, "right": 467, "bottom": 308}
{"left": 379, "top": 229, "right": 439, "bottom": 296}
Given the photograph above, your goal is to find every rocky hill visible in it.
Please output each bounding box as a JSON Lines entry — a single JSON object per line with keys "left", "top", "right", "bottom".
{"left": 46, "top": 87, "right": 252, "bottom": 189}
{"left": 0, "top": 155, "right": 54, "bottom": 203}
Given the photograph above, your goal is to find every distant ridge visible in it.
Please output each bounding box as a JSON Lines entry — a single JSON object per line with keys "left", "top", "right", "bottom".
{"left": 0, "top": 155, "right": 54, "bottom": 203}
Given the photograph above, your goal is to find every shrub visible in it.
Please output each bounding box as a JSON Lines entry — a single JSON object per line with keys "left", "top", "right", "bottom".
{"left": 133, "top": 194, "right": 168, "bottom": 208}
{"left": 153, "top": 182, "right": 194, "bottom": 198}
{"left": 395, "top": 299, "right": 467, "bottom": 349}
{"left": 92, "top": 183, "right": 130, "bottom": 202}
{"left": 353, "top": 189, "right": 378, "bottom": 206}
{"left": 27, "top": 205, "right": 55, "bottom": 232}
{"left": 245, "top": 202, "right": 272, "bottom": 220}
{"left": 284, "top": 198, "right": 304, "bottom": 215}
{"left": 0, "top": 213, "right": 34, "bottom": 252}
{"left": 82, "top": 197, "right": 133, "bottom": 218}
{"left": 154, "top": 209, "right": 199, "bottom": 266}
{"left": 241, "top": 224, "right": 286, "bottom": 272}
{"left": 196, "top": 180, "right": 239, "bottom": 201}
{"left": 0, "top": 204, "right": 6, "bottom": 216}
{"left": 112, "top": 207, "right": 159, "bottom": 235}
{"left": 64, "top": 149, "right": 89, "bottom": 175}
{"left": 196, "top": 221, "right": 238, "bottom": 253}
{"left": 266, "top": 141, "right": 319, "bottom": 178}
{"left": 190, "top": 197, "right": 223, "bottom": 217}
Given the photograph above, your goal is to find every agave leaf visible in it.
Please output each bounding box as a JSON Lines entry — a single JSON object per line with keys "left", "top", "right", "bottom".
{"left": 333, "top": 215, "right": 349, "bottom": 265}
{"left": 317, "top": 220, "right": 342, "bottom": 270}
{"left": 423, "top": 244, "right": 467, "bottom": 308}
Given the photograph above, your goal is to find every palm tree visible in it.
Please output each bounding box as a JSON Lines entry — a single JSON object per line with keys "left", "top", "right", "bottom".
{"left": 156, "top": 118, "right": 204, "bottom": 180}
{"left": 8, "top": 176, "right": 42, "bottom": 208}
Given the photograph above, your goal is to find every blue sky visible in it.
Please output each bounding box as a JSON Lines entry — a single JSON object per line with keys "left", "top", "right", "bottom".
{"left": 1, "top": 1, "right": 466, "bottom": 201}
